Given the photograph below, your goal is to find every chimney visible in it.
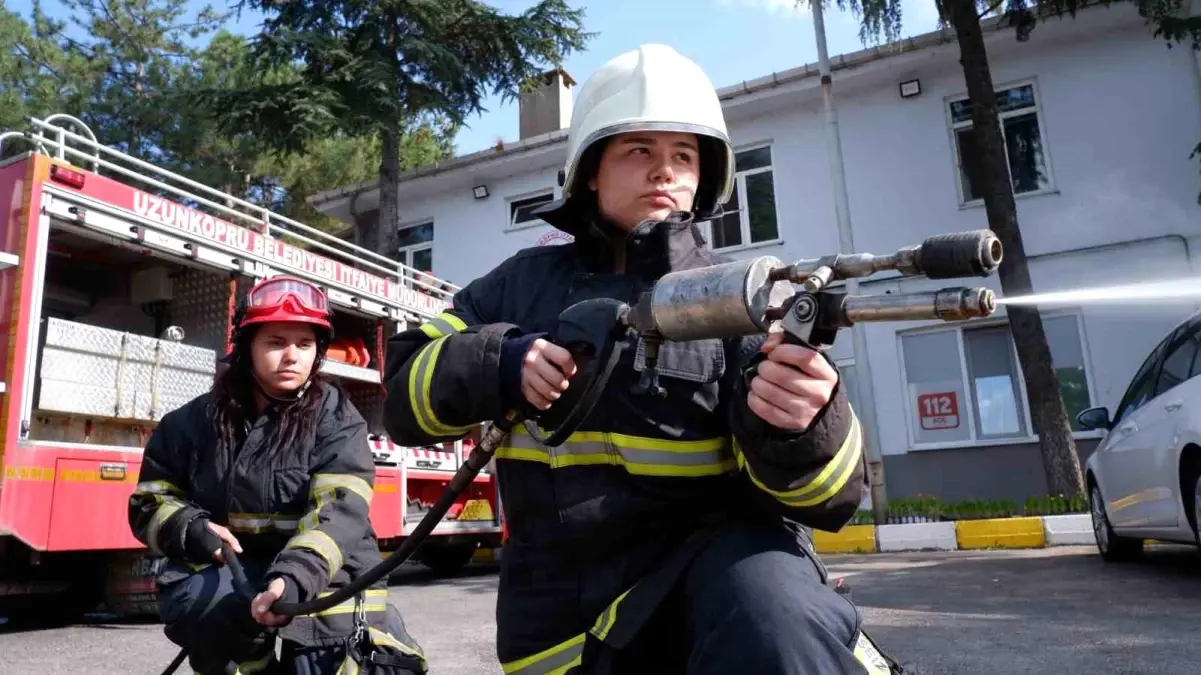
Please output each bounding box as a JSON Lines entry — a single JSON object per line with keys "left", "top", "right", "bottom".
{"left": 518, "top": 68, "right": 576, "bottom": 140}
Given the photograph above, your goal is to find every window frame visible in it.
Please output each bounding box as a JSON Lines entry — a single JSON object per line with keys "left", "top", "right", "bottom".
{"left": 1111, "top": 313, "right": 1201, "bottom": 425}
{"left": 706, "top": 142, "right": 783, "bottom": 252}
{"left": 944, "top": 77, "right": 1057, "bottom": 208}
{"left": 895, "top": 310, "right": 1101, "bottom": 451}
{"left": 506, "top": 189, "right": 556, "bottom": 232}
{"left": 394, "top": 217, "right": 434, "bottom": 274}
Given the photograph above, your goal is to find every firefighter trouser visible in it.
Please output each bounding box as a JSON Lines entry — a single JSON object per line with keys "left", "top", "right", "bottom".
{"left": 580, "top": 520, "right": 900, "bottom": 675}
{"left": 158, "top": 557, "right": 427, "bottom": 674}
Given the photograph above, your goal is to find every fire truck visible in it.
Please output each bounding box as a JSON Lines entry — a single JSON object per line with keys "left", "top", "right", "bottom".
{"left": 0, "top": 114, "right": 503, "bottom": 621}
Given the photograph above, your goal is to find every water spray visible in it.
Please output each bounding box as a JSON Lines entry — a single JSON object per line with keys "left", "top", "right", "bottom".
{"left": 998, "top": 277, "right": 1201, "bottom": 307}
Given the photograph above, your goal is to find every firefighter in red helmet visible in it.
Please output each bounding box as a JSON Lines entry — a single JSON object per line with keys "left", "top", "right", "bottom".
{"left": 129, "top": 275, "right": 428, "bottom": 675}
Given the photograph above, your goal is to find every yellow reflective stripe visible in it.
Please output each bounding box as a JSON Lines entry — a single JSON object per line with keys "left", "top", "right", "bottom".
{"left": 284, "top": 531, "right": 343, "bottom": 580}
{"left": 133, "top": 480, "right": 185, "bottom": 497}
{"left": 737, "top": 411, "right": 864, "bottom": 508}
{"left": 232, "top": 651, "right": 275, "bottom": 675}
{"left": 853, "top": 631, "right": 894, "bottom": 675}
{"left": 408, "top": 337, "right": 475, "bottom": 437}
{"left": 312, "top": 473, "right": 374, "bottom": 505}
{"left": 502, "top": 634, "right": 586, "bottom": 675}
{"left": 312, "top": 588, "right": 389, "bottom": 617}
{"left": 299, "top": 473, "right": 339, "bottom": 533}
{"left": 497, "top": 427, "right": 737, "bottom": 477}
{"left": 366, "top": 626, "right": 427, "bottom": 660}
{"left": 226, "top": 512, "right": 299, "bottom": 534}
{"left": 145, "top": 500, "right": 183, "bottom": 555}
{"left": 284, "top": 468, "right": 364, "bottom": 579}
{"left": 589, "top": 587, "right": 631, "bottom": 642}
{"left": 419, "top": 312, "right": 468, "bottom": 339}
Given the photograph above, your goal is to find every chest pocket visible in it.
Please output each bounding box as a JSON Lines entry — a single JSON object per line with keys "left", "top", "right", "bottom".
{"left": 272, "top": 466, "right": 313, "bottom": 517}
{"left": 633, "top": 337, "right": 726, "bottom": 384}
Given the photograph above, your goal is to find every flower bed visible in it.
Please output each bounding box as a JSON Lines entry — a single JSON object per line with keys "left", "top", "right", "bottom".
{"left": 812, "top": 494, "right": 1094, "bottom": 555}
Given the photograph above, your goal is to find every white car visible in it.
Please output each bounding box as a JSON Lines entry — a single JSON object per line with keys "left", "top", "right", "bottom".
{"left": 1079, "top": 310, "right": 1201, "bottom": 561}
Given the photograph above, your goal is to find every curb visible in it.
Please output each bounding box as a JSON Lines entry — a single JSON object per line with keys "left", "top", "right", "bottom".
{"left": 813, "top": 513, "right": 1093, "bottom": 554}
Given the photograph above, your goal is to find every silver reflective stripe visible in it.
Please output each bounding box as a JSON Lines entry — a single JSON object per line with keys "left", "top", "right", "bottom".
{"left": 227, "top": 513, "right": 300, "bottom": 534}
{"left": 419, "top": 313, "right": 467, "bottom": 339}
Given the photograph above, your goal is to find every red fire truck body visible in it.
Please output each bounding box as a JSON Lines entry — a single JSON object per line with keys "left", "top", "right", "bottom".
{"left": 0, "top": 115, "right": 502, "bottom": 619}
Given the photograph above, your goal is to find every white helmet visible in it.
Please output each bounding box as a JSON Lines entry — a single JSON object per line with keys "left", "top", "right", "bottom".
{"left": 555, "top": 44, "right": 735, "bottom": 220}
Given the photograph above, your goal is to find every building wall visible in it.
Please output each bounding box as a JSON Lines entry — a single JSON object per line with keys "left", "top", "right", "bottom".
{"left": 360, "top": 11, "right": 1201, "bottom": 504}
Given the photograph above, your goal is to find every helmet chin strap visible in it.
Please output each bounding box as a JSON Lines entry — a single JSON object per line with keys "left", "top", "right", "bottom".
{"left": 250, "top": 356, "right": 324, "bottom": 406}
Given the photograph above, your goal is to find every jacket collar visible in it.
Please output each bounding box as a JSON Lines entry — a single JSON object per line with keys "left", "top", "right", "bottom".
{"left": 533, "top": 198, "right": 708, "bottom": 278}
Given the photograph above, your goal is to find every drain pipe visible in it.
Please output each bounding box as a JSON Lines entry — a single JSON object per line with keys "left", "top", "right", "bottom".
{"left": 811, "top": 0, "right": 890, "bottom": 525}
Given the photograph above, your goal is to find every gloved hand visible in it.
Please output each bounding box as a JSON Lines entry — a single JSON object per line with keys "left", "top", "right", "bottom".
{"left": 184, "top": 517, "right": 242, "bottom": 565}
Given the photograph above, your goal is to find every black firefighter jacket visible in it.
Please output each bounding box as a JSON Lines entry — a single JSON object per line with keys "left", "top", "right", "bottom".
{"left": 128, "top": 380, "right": 402, "bottom": 649}
{"left": 381, "top": 212, "right": 868, "bottom": 673}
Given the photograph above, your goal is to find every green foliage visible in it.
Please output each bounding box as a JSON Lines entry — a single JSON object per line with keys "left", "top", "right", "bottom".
{"left": 850, "top": 492, "right": 1089, "bottom": 524}
{"left": 191, "top": 0, "right": 595, "bottom": 253}
{"left": 809, "top": 0, "right": 1200, "bottom": 48}
{"left": 199, "top": 0, "right": 594, "bottom": 152}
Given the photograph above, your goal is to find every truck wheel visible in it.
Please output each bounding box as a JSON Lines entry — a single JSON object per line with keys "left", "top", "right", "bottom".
{"left": 419, "top": 543, "right": 477, "bottom": 574}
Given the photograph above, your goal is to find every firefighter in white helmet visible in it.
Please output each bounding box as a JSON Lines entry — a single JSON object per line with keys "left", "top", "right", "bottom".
{"left": 383, "top": 44, "right": 900, "bottom": 674}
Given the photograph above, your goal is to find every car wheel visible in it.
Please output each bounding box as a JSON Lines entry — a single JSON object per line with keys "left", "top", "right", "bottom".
{"left": 1192, "top": 474, "right": 1201, "bottom": 548}
{"left": 1090, "top": 484, "right": 1143, "bottom": 562}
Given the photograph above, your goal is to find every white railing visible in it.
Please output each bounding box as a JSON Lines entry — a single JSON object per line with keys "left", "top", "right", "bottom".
{"left": 0, "top": 114, "right": 460, "bottom": 304}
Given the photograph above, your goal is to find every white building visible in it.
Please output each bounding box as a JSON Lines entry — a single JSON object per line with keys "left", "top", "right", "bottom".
{"left": 311, "top": 4, "right": 1201, "bottom": 504}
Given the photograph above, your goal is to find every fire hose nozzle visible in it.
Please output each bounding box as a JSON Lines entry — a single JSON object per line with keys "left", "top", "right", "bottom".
{"left": 911, "top": 229, "right": 1004, "bottom": 279}
{"left": 780, "top": 229, "right": 1004, "bottom": 284}
{"left": 838, "top": 287, "right": 997, "bottom": 325}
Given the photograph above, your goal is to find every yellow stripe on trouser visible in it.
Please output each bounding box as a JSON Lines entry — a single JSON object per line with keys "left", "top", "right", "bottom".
{"left": 501, "top": 634, "right": 586, "bottom": 675}
{"left": 496, "top": 427, "right": 738, "bottom": 478}
{"left": 336, "top": 625, "right": 428, "bottom": 675}
{"left": 408, "top": 337, "right": 475, "bottom": 438}
{"left": 190, "top": 641, "right": 276, "bottom": 674}
{"left": 501, "top": 586, "right": 636, "bottom": 675}
{"left": 735, "top": 409, "right": 864, "bottom": 508}
{"left": 133, "top": 480, "right": 190, "bottom": 555}
{"left": 853, "top": 631, "right": 894, "bottom": 674}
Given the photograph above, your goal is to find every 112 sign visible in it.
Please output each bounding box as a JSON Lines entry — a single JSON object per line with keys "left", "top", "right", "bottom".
{"left": 917, "top": 392, "right": 960, "bottom": 430}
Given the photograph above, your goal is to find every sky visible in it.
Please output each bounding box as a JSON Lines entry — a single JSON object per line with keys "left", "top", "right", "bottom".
{"left": 11, "top": 0, "right": 946, "bottom": 157}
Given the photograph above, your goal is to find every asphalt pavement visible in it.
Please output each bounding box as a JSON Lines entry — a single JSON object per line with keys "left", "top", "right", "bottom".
{"left": 2, "top": 545, "right": 1199, "bottom": 674}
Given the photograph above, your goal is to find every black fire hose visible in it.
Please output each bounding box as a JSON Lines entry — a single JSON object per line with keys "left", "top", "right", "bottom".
{"left": 161, "top": 306, "right": 632, "bottom": 675}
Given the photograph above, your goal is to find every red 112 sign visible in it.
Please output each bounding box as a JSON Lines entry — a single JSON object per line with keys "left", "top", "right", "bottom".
{"left": 917, "top": 392, "right": 960, "bottom": 430}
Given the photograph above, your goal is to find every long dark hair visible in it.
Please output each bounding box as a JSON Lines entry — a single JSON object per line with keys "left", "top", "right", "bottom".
{"left": 207, "top": 322, "right": 334, "bottom": 468}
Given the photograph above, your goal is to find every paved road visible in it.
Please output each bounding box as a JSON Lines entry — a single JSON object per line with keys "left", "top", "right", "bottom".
{"left": 3, "top": 545, "right": 1200, "bottom": 674}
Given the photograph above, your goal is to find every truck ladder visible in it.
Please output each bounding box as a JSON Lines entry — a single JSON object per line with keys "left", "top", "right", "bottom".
{"left": 0, "top": 113, "right": 458, "bottom": 323}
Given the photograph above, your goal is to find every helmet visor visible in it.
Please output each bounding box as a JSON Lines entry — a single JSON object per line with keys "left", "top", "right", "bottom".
{"left": 248, "top": 277, "right": 328, "bottom": 314}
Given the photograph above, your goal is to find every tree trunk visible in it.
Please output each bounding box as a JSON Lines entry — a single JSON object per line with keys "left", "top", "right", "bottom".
{"left": 944, "top": 0, "right": 1085, "bottom": 498}
{"left": 376, "top": 126, "right": 401, "bottom": 258}
{"left": 372, "top": 14, "right": 402, "bottom": 262}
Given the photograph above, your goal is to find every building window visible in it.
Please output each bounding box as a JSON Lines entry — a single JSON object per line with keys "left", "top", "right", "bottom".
{"left": 709, "top": 145, "right": 779, "bottom": 250}
{"left": 509, "top": 191, "right": 554, "bottom": 230}
{"left": 949, "top": 82, "right": 1052, "bottom": 205}
{"left": 395, "top": 219, "right": 433, "bottom": 273}
{"left": 835, "top": 359, "right": 864, "bottom": 416}
{"left": 899, "top": 313, "right": 1094, "bottom": 447}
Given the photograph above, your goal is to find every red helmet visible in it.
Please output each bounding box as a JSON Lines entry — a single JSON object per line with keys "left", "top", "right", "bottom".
{"left": 239, "top": 276, "right": 332, "bottom": 331}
